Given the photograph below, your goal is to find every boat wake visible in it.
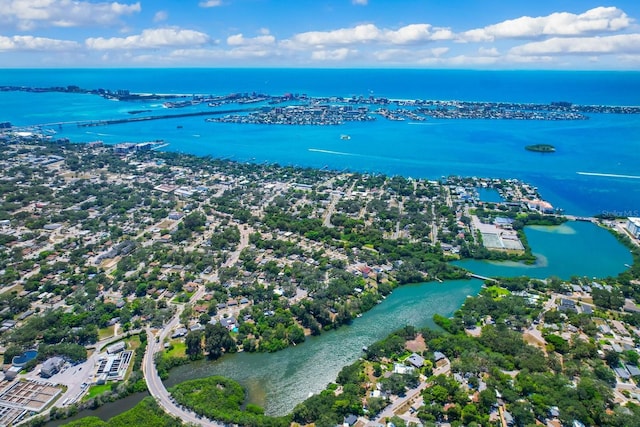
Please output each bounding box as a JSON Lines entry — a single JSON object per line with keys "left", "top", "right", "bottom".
{"left": 85, "top": 131, "right": 113, "bottom": 137}
{"left": 308, "top": 148, "right": 358, "bottom": 156}
{"left": 577, "top": 171, "right": 640, "bottom": 180}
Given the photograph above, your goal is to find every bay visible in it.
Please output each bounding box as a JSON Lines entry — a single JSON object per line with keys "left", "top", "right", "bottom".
{"left": 3, "top": 68, "right": 636, "bottom": 422}
{"left": 1, "top": 69, "right": 639, "bottom": 217}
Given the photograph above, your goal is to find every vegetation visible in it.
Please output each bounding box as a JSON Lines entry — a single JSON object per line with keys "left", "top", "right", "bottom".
{"left": 170, "top": 376, "right": 290, "bottom": 427}
{"left": 61, "top": 397, "right": 182, "bottom": 427}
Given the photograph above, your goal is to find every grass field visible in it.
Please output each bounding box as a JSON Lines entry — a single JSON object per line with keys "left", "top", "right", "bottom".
{"left": 84, "top": 383, "right": 113, "bottom": 400}
{"left": 165, "top": 341, "right": 186, "bottom": 358}
{"left": 98, "top": 325, "right": 115, "bottom": 340}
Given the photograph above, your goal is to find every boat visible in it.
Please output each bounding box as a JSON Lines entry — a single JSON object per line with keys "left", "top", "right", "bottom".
{"left": 340, "top": 134, "right": 351, "bottom": 140}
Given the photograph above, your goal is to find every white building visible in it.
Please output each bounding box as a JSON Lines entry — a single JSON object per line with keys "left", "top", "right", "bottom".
{"left": 626, "top": 217, "right": 640, "bottom": 239}
{"left": 107, "top": 341, "right": 125, "bottom": 354}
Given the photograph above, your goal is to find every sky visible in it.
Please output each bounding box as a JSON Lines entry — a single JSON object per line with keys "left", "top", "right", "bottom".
{"left": 1, "top": 0, "right": 640, "bottom": 69}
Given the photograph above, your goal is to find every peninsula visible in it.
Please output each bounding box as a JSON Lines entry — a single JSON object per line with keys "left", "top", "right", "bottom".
{"left": 0, "top": 127, "right": 638, "bottom": 427}
{"left": 3, "top": 86, "right": 640, "bottom": 133}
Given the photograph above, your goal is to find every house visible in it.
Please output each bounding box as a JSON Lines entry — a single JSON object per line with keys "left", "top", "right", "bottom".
{"left": 626, "top": 364, "right": 640, "bottom": 377}
{"left": 393, "top": 363, "right": 415, "bottom": 375}
{"left": 407, "top": 353, "right": 425, "bottom": 368}
{"left": 168, "top": 211, "right": 183, "bottom": 220}
{"left": 433, "top": 351, "right": 448, "bottom": 368}
{"left": 599, "top": 324, "right": 612, "bottom": 334}
{"left": 190, "top": 323, "right": 205, "bottom": 332}
{"left": 40, "top": 357, "right": 65, "bottom": 378}
{"left": 614, "top": 367, "right": 631, "bottom": 380}
{"left": 220, "top": 317, "right": 237, "bottom": 330}
{"left": 343, "top": 414, "right": 358, "bottom": 426}
{"left": 558, "top": 298, "right": 577, "bottom": 313}
{"left": 503, "top": 410, "right": 515, "bottom": 426}
{"left": 171, "top": 327, "right": 188, "bottom": 338}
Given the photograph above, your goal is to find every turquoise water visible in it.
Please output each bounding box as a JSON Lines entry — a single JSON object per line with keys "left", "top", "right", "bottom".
{"left": 8, "top": 69, "right": 633, "bottom": 423}
{"left": 477, "top": 187, "right": 503, "bottom": 203}
{"left": 165, "top": 279, "right": 484, "bottom": 415}
{"left": 454, "top": 221, "right": 632, "bottom": 280}
{"left": 1, "top": 69, "right": 639, "bottom": 216}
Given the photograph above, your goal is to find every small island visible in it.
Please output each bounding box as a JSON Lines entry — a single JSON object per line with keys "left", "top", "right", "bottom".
{"left": 525, "top": 143, "right": 556, "bottom": 153}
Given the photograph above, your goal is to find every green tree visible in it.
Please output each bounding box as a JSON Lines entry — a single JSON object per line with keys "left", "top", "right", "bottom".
{"left": 185, "top": 331, "right": 203, "bottom": 360}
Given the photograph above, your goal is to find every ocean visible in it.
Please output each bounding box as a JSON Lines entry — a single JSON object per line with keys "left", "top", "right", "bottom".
{"left": 1, "top": 68, "right": 639, "bottom": 216}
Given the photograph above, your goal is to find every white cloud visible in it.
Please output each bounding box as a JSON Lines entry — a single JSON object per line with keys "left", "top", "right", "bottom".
{"left": 0, "top": 35, "right": 79, "bottom": 51}
{"left": 373, "top": 47, "right": 449, "bottom": 62}
{"left": 86, "top": 28, "right": 210, "bottom": 50}
{"left": 460, "top": 7, "right": 631, "bottom": 42}
{"left": 510, "top": 33, "right": 640, "bottom": 55}
{"left": 618, "top": 54, "right": 640, "bottom": 63}
{"left": 227, "top": 33, "right": 275, "bottom": 46}
{"left": 446, "top": 55, "right": 499, "bottom": 66}
{"left": 505, "top": 54, "right": 554, "bottom": 63}
{"left": 311, "top": 48, "right": 355, "bottom": 61}
{"left": 153, "top": 11, "right": 168, "bottom": 23}
{"left": 288, "top": 23, "right": 453, "bottom": 48}
{"left": 352, "top": 0, "right": 368, "bottom": 5}
{"left": 199, "top": 0, "right": 222, "bottom": 7}
{"left": 166, "top": 47, "right": 273, "bottom": 61}
{"left": 478, "top": 47, "right": 499, "bottom": 57}
{"left": 0, "top": 0, "right": 141, "bottom": 30}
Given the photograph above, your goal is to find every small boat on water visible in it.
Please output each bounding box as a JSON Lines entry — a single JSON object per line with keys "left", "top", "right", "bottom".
{"left": 340, "top": 134, "right": 351, "bottom": 140}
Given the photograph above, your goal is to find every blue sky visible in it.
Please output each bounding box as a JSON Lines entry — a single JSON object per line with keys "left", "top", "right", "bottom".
{"left": 1, "top": 0, "right": 639, "bottom": 68}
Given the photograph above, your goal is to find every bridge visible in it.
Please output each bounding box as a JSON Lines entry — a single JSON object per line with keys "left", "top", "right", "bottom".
{"left": 468, "top": 273, "right": 499, "bottom": 283}
{"left": 3, "top": 107, "right": 261, "bottom": 133}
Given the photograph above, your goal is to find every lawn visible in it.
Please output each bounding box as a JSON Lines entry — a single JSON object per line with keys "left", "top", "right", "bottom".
{"left": 484, "top": 285, "right": 511, "bottom": 299}
{"left": 98, "top": 325, "right": 115, "bottom": 340}
{"left": 165, "top": 341, "right": 186, "bottom": 358}
{"left": 84, "top": 383, "right": 113, "bottom": 400}
{"left": 126, "top": 335, "right": 142, "bottom": 351}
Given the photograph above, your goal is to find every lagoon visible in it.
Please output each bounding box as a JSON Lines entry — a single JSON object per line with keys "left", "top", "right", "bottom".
{"left": 455, "top": 221, "right": 632, "bottom": 280}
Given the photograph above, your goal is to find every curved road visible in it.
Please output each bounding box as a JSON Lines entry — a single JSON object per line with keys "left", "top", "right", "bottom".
{"left": 143, "top": 323, "right": 221, "bottom": 426}
{"left": 142, "top": 224, "right": 251, "bottom": 425}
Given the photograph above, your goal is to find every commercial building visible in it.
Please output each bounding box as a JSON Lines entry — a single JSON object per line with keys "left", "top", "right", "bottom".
{"left": 626, "top": 217, "right": 640, "bottom": 239}
{"left": 107, "top": 341, "right": 126, "bottom": 355}
{"left": 40, "top": 357, "right": 64, "bottom": 378}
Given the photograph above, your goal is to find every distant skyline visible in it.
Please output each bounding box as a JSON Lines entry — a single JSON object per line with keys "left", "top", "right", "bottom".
{"left": 1, "top": 0, "right": 639, "bottom": 69}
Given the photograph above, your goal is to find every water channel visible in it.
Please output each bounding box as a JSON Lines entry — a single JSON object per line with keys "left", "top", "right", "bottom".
{"left": 54, "top": 221, "right": 632, "bottom": 422}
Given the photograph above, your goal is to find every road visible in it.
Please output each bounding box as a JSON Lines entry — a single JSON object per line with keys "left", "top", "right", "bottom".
{"left": 142, "top": 221, "right": 252, "bottom": 426}
{"left": 143, "top": 323, "right": 221, "bottom": 426}
{"left": 371, "top": 362, "right": 450, "bottom": 424}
